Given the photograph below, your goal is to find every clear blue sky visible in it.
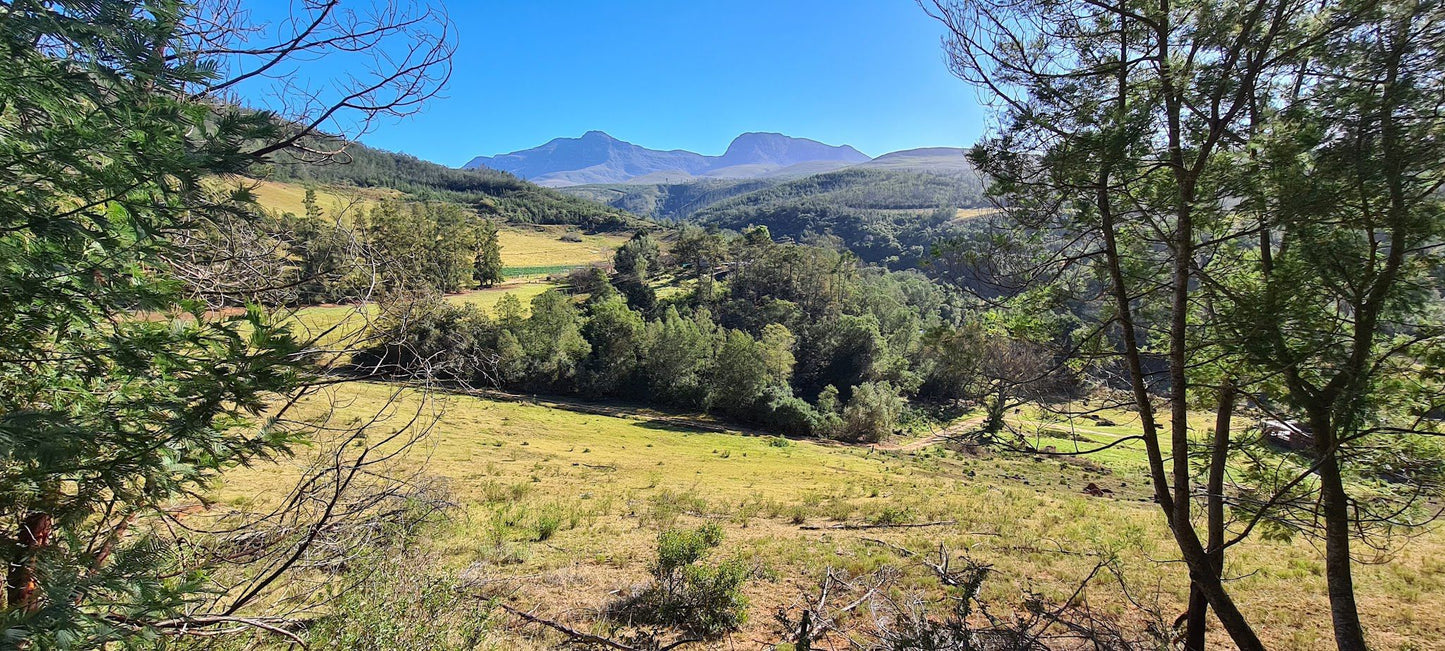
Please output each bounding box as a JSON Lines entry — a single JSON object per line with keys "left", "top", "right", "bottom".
{"left": 256, "top": 0, "right": 987, "bottom": 167}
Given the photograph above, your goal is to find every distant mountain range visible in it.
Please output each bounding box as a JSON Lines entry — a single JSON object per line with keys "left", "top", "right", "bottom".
{"left": 463, "top": 131, "right": 881, "bottom": 187}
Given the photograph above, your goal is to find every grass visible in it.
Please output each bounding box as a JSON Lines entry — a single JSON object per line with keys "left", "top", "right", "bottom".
{"left": 446, "top": 280, "right": 554, "bottom": 313}
{"left": 503, "top": 264, "right": 588, "bottom": 278}
{"left": 497, "top": 226, "right": 630, "bottom": 268}
{"left": 217, "top": 384, "right": 1445, "bottom": 650}
{"left": 224, "top": 177, "right": 399, "bottom": 218}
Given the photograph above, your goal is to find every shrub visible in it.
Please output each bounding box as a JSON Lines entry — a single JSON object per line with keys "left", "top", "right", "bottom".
{"left": 534, "top": 509, "right": 563, "bottom": 541}
{"left": 612, "top": 524, "right": 750, "bottom": 636}
{"left": 842, "top": 381, "right": 906, "bottom": 442}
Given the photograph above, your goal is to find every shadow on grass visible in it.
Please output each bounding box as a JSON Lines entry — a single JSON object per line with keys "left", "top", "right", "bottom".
{"left": 637, "top": 419, "right": 719, "bottom": 435}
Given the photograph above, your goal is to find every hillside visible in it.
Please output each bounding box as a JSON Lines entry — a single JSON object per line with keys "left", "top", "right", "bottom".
{"left": 560, "top": 177, "right": 783, "bottom": 221}
{"left": 464, "top": 131, "right": 869, "bottom": 186}
{"left": 266, "top": 140, "right": 640, "bottom": 230}
{"left": 689, "top": 167, "right": 988, "bottom": 267}
{"left": 854, "top": 146, "right": 975, "bottom": 173}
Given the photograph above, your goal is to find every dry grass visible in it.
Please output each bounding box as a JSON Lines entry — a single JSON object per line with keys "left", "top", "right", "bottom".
{"left": 223, "top": 177, "right": 399, "bottom": 219}
{"left": 217, "top": 383, "right": 1445, "bottom": 650}
{"left": 497, "top": 225, "right": 630, "bottom": 269}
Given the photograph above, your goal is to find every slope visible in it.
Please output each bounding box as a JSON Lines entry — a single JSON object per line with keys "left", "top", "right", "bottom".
{"left": 268, "top": 140, "right": 640, "bottom": 230}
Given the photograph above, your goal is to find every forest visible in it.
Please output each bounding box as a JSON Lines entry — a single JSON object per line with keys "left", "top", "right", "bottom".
{"left": 355, "top": 226, "right": 1022, "bottom": 441}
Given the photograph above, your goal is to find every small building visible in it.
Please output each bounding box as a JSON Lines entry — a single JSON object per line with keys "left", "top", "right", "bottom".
{"left": 1261, "top": 419, "right": 1314, "bottom": 450}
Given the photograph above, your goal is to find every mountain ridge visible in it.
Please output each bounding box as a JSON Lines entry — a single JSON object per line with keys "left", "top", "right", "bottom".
{"left": 464, "top": 131, "right": 871, "bottom": 186}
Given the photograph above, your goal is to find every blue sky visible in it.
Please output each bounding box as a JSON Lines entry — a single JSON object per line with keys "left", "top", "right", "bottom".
{"left": 248, "top": 0, "right": 986, "bottom": 167}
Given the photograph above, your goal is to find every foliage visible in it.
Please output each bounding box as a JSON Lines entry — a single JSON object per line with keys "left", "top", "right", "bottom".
{"left": 842, "top": 382, "right": 907, "bottom": 443}
{"left": 618, "top": 524, "right": 750, "bottom": 637}
{"left": 268, "top": 140, "right": 637, "bottom": 230}
{"left": 358, "top": 230, "right": 982, "bottom": 439}
{"left": 473, "top": 220, "right": 505, "bottom": 288}
{"left": 0, "top": 3, "right": 324, "bottom": 644}
{"left": 689, "top": 168, "right": 987, "bottom": 268}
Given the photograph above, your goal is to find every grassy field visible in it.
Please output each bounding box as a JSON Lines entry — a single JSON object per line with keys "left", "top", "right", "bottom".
{"left": 497, "top": 226, "right": 630, "bottom": 269}
{"left": 217, "top": 384, "right": 1445, "bottom": 650}
{"left": 224, "top": 177, "right": 400, "bottom": 218}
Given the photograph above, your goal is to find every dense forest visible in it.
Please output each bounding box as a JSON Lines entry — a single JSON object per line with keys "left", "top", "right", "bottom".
{"left": 561, "top": 177, "right": 782, "bottom": 221}
{"left": 354, "top": 226, "right": 1040, "bottom": 441}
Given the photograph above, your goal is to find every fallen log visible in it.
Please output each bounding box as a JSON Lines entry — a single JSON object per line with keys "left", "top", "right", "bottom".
{"left": 799, "top": 520, "right": 959, "bottom": 531}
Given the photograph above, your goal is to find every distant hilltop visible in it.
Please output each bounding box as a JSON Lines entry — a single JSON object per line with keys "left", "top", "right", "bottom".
{"left": 463, "top": 131, "right": 960, "bottom": 187}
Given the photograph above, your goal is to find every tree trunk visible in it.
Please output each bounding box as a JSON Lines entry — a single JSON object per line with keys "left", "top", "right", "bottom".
{"left": 1311, "top": 411, "right": 1368, "bottom": 651}
{"left": 1185, "top": 380, "right": 1236, "bottom": 649}
{"left": 6, "top": 511, "right": 53, "bottom": 613}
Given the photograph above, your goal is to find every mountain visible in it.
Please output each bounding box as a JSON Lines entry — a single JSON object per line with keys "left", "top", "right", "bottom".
{"left": 559, "top": 146, "right": 983, "bottom": 222}
{"left": 464, "top": 132, "right": 870, "bottom": 186}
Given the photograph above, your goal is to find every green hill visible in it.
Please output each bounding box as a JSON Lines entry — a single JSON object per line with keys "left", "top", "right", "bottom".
{"left": 265, "top": 141, "right": 641, "bottom": 231}
{"left": 689, "top": 168, "right": 988, "bottom": 267}
{"left": 561, "top": 177, "right": 780, "bottom": 220}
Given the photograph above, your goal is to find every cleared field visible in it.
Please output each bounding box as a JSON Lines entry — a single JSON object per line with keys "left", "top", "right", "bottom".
{"left": 222, "top": 177, "right": 399, "bottom": 218}
{"left": 497, "top": 226, "right": 630, "bottom": 270}
{"left": 219, "top": 384, "right": 1445, "bottom": 650}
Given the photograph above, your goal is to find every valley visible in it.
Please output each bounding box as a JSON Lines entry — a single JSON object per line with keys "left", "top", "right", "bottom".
{"left": 7, "top": 3, "right": 1442, "bottom": 650}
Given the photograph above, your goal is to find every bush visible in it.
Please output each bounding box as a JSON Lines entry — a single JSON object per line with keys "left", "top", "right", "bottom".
{"left": 842, "top": 381, "right": 906, "bottom": 442}
{"left": 754, "top": 386, "right": 822, "bottom": 436}
{"left": 613, "top": 524, "right": 750, "bottom": 636}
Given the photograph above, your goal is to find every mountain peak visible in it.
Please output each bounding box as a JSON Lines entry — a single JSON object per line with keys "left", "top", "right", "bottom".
{"left": 464, "top": 132, "right": 872, "bottom": 186}
{"left": 715, "top": 133, "right": 869, "bottom": 171}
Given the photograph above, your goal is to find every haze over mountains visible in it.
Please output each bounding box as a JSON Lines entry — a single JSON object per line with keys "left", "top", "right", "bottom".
{"left": 463, "top": 131, "right": 885, "bottom": 186}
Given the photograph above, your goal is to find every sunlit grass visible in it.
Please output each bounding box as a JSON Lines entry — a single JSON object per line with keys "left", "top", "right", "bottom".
{"left": 216, "top": 383, "right": 1445, "bottom": 650}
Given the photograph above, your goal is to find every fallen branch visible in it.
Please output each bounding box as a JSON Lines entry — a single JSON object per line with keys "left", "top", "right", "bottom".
{"left": 799, "top": 520, "right": 960, "bottom": 531}
{"left": 498, "top": 603, "right": 699, "bottom": 651}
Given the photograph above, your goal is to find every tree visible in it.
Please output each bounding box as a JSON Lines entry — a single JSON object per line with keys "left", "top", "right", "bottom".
{"left": 580, "top": 296, "right": 646, "bottom": 397}
{"left": 929, "top": 0, "right": 1445, "bottom": 647}
{"left": 707, "top": 330, "right": 771, "bottom": 415}
{"left": 673, "top": 224, "right": 729, "bottom": 303}
{"left": 519, "top": 290, "right": 591, "bottom": 389}
{"left": 759, "top": 324, "right": 798, "bottom": 386}
{"left": 614, "top": 230, "right": 661, "bottom": 312}
{"left": 473, "top": 220, "right": 505, "bottom": 288}
{"left": 925, "top": 0, "right": 1326, "bottom": 646}
{"left": 841, "top": 382, "right": 906, "bottom": 443}
{"left": 0, "top": 0, "right": 453, "bottom": 644}
{"left": 640, "top": 308, "right": 718, "bottom": 408}
{"left": 1210, "top": 2, "right": 1445, "bottom": 646}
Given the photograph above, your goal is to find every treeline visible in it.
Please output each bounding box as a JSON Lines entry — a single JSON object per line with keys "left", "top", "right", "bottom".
{"left": 265, "top": 141, "right": 637, "bottom": 230}
{"left": 689, "top": 169, "right": 988, "bottom": 268}
{"left": 356, "top": 226, "right": 1032, "bottom": 440}
{"left": 233, "top": 191, "right": 503, "bottom": 304}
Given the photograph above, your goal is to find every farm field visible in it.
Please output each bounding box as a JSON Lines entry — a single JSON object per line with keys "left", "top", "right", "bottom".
{"left": 217, "top": 383, "right": 1445, "bottom": 650}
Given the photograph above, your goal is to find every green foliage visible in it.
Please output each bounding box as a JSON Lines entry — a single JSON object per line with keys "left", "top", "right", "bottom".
{"left": 359, "top": 230, "right": 972, "bottom": 437}
{"left": 473, "top": 220, "right": 505, "bottom": 288}
{"left": 690, "top": 168, "right": 986, "bottom": 267}
{"left": 842, "top": 382, "right": 906, "bottom": 442}
{"left": 707, "top": 330, "right": 771, "bottom": 415}
{"left": 0, "top": 3, "right": 316, "bottom": 643}
{"left": 269, "top": 140, "right": 637, "bottom": 230}
{"left": 618, "top": 524, "right": 749, "bottom": 637}
{"left": 363, "top": 201, "right": 486, "bottom": 297}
